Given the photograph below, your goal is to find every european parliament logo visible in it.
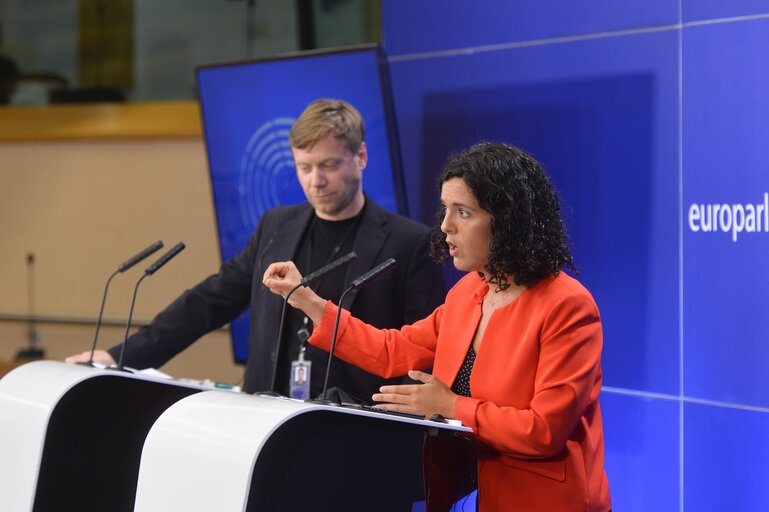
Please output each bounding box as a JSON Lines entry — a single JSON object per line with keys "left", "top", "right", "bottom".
{"left": 687, "top": 192, "right": 769, "bottom": 242}
{"left": 238, "top": 117, "right": 297, "bottom": 232}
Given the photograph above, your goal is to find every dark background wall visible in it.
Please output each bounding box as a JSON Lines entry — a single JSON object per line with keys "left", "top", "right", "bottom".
{"left": 381, "top": 2, "right": 769, "bottom": 510}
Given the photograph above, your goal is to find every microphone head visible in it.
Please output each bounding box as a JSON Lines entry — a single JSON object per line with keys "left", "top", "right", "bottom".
{"left": 350, "top": 258, "right": 396, "bottom": 290}
{"left": 145, "top": 242, "right": 185, "bottom": 275}
{"left": 118, "top": 240, "right": 164, "bottom": 273}
{"left": 300, "top": 251, "right": 358, "bottom": 287}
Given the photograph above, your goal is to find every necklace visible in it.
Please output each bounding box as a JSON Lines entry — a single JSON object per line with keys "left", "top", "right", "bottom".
{"left": 485, "top": 285, "right": 521, "bottom": 307}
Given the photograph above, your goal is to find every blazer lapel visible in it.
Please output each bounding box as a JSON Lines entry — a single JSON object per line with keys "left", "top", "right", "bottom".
{"left": 257, "top": 204, "right": 314, "bottom": 324}
{"left": 260, "top": 203, "right": 314, "bottom": 266}
{"left": 342, "top": 197, "right": 390, "bottom": 308}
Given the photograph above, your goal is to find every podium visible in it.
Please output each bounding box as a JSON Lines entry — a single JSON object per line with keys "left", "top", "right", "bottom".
{"left": 0, "top": 362, "right": 476, "bottom": 511}
{"left": 0, "top": 361, "right": 205, "bottom": 511}
{"left": 134, "top": 391, "right": 475, "bottom": 511}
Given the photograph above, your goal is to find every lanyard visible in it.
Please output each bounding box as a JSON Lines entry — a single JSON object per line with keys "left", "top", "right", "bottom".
{"left": 303, "top": 213, "right": 362, "bottom": 278}
{"left": 298, "top": 211, "right": 363, "bottom": 343}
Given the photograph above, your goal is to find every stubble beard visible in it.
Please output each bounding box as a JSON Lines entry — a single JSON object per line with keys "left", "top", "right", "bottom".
{"left": 316, "top": 177, "right": 362, "bottom": 218}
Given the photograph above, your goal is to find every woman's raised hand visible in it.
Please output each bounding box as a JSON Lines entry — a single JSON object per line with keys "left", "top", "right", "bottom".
{"left": 262, "top": 261, "right": 327, "bottom": 323}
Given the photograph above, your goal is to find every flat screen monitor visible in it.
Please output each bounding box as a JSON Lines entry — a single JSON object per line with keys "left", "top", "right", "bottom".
{"left": 196, "top": 44, "right": 405, "bottom": 364}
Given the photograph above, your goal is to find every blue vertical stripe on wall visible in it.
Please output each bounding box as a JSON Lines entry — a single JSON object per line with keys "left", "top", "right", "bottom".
{"left": 684, "top": 402, "right": 769, "bottom": 510}
{"left": 682, "top": 18, "right": 769, "bottom": 408}
{"left": 601, "top": 392, "right": 680, "bottom": 510}
{"left": 382, "top": 2, "right": 769, "bottom": 511}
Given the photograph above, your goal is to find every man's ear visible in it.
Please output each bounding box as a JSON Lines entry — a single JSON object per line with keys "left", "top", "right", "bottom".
{"left": 357, "top": 141, "right": 368, "bottom": 170}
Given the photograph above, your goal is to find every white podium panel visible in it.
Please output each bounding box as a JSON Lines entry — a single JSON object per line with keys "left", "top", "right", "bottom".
{"left": 0, "top": 361, "right": 202, "bottom": 512}
{"left": 135, "top": 392, "right": 474, "bottom": 512}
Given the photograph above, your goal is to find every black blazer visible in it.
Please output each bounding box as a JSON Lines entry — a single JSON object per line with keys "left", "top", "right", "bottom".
{"left": 109, "top": 197, "right": 446, "bottom": 395}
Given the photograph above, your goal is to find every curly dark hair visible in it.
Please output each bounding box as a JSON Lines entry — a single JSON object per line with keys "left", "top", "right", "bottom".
{"left": 430, "top": 142, "right": 576, "bottom": 289}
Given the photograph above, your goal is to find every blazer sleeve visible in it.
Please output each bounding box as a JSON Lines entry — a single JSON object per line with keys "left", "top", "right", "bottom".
{"left": 309, "top": 301, "right": 443, "bottom": 379}
{"left": 106, "top": 216, "right": 266, "bottom": 369}
{"left": 453, "top": 292, "right": 604, "bottom": 459}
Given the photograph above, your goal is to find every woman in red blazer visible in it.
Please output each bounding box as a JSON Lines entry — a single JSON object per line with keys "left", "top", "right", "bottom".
{"left": 264, "top": 142, "right": 612, "bottom": 511}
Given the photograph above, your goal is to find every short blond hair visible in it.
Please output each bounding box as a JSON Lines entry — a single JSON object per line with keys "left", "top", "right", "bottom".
{"left": 289, "top": 98, "right": 365, "bottom": 154}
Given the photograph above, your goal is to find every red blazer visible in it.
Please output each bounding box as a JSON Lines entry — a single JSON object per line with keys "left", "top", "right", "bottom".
{"left": 310, "top": 272, "right": 611, "bottom": 511}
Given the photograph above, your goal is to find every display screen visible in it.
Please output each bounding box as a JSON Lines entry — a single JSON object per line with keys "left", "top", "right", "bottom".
{"left": 196, "top": 45, "right": 405, "bottom": 363}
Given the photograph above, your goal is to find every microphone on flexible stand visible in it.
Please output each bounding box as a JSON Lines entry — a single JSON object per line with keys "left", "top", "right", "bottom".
{"left": 111, "top": 242, "right": 185, "bottom": 372}
{"left": 77, "top": 241, "right": 164, "bottom": 367}
{"left": 318, "top": 258, "right": 396, "bottom": 404}
{"left": 264, "top": 251, "right": 358, "bottom": 395}
{"left": 15, "top": 252, "right": 44, "bottom": 361}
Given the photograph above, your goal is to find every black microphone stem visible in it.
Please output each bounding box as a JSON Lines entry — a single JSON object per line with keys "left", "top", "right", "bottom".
{"left": 115, "top": 273, "right": 148, "bottom": 371}
{"left": 266, "top": 251, "right": 357, "bottom": 395}
{"left": 26, "top": 252, "right": 40, "bottom": 351}
{"left": 78, "top": 241, "right": 164, "bottom": 367}
{"left": 106, "top": 242, "right": 183, "bottom": 371}
{"left": 320, "top": 258, "right": 396, "bottom": 402}
{"left": 320, "top": 285, "right": 354, "bottom": 401}
{"left": 87, "top": 268, "right": 119, "bottom": 365}
{"left": 268, "top": 282, "right": 303, "bottom": 393}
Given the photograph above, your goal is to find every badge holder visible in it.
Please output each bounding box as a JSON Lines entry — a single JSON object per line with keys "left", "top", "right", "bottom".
{"left": 289, "top": 319, "right": 312, "bottom": 400}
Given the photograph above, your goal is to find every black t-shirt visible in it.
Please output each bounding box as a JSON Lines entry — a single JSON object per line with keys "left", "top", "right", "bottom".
{"left": 274, "top": 203, "right": 365, "bottom": 397}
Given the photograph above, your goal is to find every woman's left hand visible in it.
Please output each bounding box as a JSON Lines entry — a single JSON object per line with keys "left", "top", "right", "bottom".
{"left": 372, "top": 370, "right": 458, "bottom": 419}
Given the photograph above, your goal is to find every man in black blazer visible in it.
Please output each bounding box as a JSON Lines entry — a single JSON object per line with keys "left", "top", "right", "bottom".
{"left": 66, "top": 99, "right": 445, "bottom": 399}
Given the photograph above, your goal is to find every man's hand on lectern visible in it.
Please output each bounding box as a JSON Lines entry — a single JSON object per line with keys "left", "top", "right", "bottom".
{"left": 65, "top": 349, "right": 117, "bottom": 366}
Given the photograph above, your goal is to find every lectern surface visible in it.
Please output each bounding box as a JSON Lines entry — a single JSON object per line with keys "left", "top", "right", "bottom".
{"left": 134, "top": 392, "right": 472, "bottom": 512}
{"left": 0, "top": 361, "right": 209, "bottom": 511}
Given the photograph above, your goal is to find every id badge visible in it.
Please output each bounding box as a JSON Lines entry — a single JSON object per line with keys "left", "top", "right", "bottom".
{"left": 290, "top": 360, "right": 311, "bottom": 399}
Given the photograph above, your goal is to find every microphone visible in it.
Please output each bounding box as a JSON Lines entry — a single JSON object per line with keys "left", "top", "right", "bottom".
{"left": 78, "top": 241, "right": 164, "bottom": 367}
{"left": 320, "top": 258, "right": 396, "bottom": 402}
{"left": 15, "top": 252, "right": 44, "bottom": 360}
{"left": 144, "top": 242, "right": 185, "bottom": 275}
{"left": 118, "top": 241, "right": 165, "bottom": 273}
{"left": 349, "top": 258, "right": 396, "bottom": 290}
{"left": 113, "top": 242, "right": 185, "bottom": 371}
{"left": 300, "top": 251, "right": 358, "bottom": 287}
{"left": 267, "top": 251, "right": 358, "bottom": 394}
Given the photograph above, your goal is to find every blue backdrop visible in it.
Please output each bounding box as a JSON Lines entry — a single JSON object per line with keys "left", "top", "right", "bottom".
{"left": 382, "top": 1, "right": 769, "bottom": 510}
